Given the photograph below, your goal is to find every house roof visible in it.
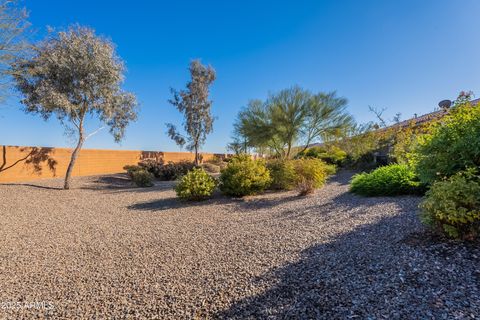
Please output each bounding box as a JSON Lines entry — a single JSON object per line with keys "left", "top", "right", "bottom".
{"left": 378, "top": 97, "right": 480, "bottom": 132}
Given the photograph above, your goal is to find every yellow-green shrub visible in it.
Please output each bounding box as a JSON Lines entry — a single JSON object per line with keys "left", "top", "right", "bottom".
{"left": 420, "top": 169, "right": 480, "bottom": 239}
{"left": 267, "top": 159, "right": 297, "bottom": 190}
{"left": 219, "top": 154, "right": 271, "bottom": 197}
{"left": 292, "top": 158, "right": 329, "bottom": 196}
{"left": 175, "top": 168, "right": 217, "bottom": 201}
{"left": 412, "top": 100, "right": 480, "bottom": 184}
{"left": 297, "top": 145, "right": 347, "bottom": 166}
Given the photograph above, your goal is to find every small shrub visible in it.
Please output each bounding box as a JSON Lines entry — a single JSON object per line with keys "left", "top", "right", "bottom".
{"left": 292, "top": 158, "right": 329, "bottom": 196}
{"left": 350, "top": 164, "right": 424, "bottom": 197}
{"left": 201, "top": 162, "right": 221, "bottom": 174}
{"left": 161, "top": 161, "right": 195, "bottom": 180}
{"left": 131, "top": 169, "right": 154, "bottom": 187}
{"left": 267, "top": 160, "right": 297, "bottom": 190}
{"left": 123, "top": 164, "right": 142, "bottom": 179}
{"left": 420, "top": 169, "right": 480, "bottom": 240}
{"left": 138, "top": 160, "right": 195, "bottom": 180}
{"left": 298, "top": 145, "right": 347, "bottom": 166}
{"left": 219, "top": 154, "right": 271, "bottom": 197}
{"left": 175, "top": 168, "right": 217, "bottom": 201}
{"left": 138, "top": 159, "right": 163, "bottom": 178}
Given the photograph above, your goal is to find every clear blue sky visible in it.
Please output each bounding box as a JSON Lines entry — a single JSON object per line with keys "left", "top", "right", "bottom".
{"left": 1, "top": 0, "right": 479, "bottom": 153}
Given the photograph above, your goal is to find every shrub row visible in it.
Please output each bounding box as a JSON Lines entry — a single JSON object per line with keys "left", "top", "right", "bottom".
{"left": 176, "top": 156, "right": 334, "bottom": 200}
{"left": 139, "top": 160, "right": 195, "bottom": 181}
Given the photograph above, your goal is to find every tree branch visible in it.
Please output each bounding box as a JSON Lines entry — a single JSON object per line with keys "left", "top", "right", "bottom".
{"left": 85, "top": 126, "right": 105, "bottom": 140}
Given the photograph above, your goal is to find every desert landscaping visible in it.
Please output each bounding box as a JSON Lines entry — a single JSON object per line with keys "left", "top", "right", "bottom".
{"left": 1, "top": 172, "right": 479, "bottom": 318}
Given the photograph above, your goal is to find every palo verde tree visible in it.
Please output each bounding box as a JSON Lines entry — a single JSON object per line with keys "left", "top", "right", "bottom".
{"left": 233, "top": 86, "right": 353, "bottom": 159}
{"left": 11, "top": 26, "right": 138, "bottom": 189}
{"left": 298, "top": 91, "right": 354, "bottom": 154}
{"left": 166, "top": 60, "right": 216, "bottom": 165}
{"left": 0, "top": 0, "right": 29, "bottom": 103}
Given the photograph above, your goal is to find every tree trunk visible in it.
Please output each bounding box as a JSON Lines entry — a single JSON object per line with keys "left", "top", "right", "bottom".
{"left": 64, "top": 131, "right": 84, "bottom": 190}
{"left": 194, "top": 144, "right": 199, "bottom": 166}
{"left": 286, "top": 141, "right": 292, "bottom": 159}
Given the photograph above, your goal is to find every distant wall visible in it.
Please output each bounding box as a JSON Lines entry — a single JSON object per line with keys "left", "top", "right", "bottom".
{"left": 0, "top": 145, "right": 228, "bottom": 183}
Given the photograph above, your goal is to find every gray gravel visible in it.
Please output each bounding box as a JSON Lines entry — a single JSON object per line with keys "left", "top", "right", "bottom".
{"left": 0, "top": 171, "right": 478, "bottom": 319}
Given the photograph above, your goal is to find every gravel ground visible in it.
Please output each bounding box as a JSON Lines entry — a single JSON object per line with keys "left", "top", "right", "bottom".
{"left": 0, "top": 171, "right": 478, "bottom": 319}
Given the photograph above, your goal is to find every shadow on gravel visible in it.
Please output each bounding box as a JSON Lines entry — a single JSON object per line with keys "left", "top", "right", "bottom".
{"left": 214, "top": 214, "right": 480, "bottom": 319}
{"left": 128, "top": 192, "right": 301, "bottom": 212}
{"left": 277, "top": 189, "right": 421, "bottom": 221}
{"left": 0, "top": 183, "right": 62, "bottom": 190}
{"left": 328, "top": 170, "right": 356, "bottom": 186}
{"left": 79, "top": 174, "right": 177, "bottom": 193}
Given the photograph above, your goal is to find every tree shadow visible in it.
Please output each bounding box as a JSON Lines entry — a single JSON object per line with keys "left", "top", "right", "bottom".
{"left": 127, "top": 191, "right": 302, "bottom": 212}
{"left": 78, "top": 174, "right": 177, "bottom": 193}
{"left": 214, "top": 213, "right": 480, "bottom": 319}
{"left": 0, "top": 145, "right": 57, "bottom": 176}
{"left": 0, "top": 183, "right": 62, "bottom": 190}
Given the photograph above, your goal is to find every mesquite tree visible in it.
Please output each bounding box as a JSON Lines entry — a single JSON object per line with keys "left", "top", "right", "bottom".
{"left": 0, "top": 0, "right": 29, "bottom": 103}
{"left": 166, "top": 60, "right": 216, "bottom": 165}
{"left": 12, "top": 26, "right": 138, "bottom": 189}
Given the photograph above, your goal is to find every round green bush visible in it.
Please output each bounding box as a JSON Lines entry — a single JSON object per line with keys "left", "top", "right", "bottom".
{"left": 350, "top": 164, "right": 423, "bottom": 196}
{"left": 175, "top": 168, "right": 217, "bottom": 201}
{"left": 420, "top": 169, "right": 480, "bottom": 239}
{"left": 131, "top": 169, "right": 154, "bottom": 187}
{"left": 219, "top": 154, "right": 271, "bottom": 197}
{"left": 412, "top": 101, "right": 480, "bottom": 184}
{"left": 292, "top": 158, "right": 329, "bottom": 195}
{"left": 267, "top": 159, "right": 297, "bottom": 190}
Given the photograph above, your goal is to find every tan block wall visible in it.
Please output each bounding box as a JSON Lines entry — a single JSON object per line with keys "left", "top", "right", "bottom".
{"left": 0, "top": 145, "right": 226, "bottom": 183}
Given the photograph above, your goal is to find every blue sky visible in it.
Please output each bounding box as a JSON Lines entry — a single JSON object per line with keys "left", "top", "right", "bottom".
{"left": 1, "top": 0, "right": 479, "bottom": 153}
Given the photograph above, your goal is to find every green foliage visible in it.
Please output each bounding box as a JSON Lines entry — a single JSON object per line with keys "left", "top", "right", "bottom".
{"left": 0, "top": 0, "right": 29, "bottom": 102}
{"left": 335, "top": 123, "right": 387, "bottom": 169}
{"left": 123, "top": 164, "right": 142, "bottom": 179}
{"left": 231, "top": 87, "right": 353, "bottom": 159}
{"left": 389, "top": 120, "right": 433, "bottom": 164}
{"left": 412, "top": 101, "right": 480, "bottom": 184}
{"left": 12, "top": 26, "right": 138, "bottom": 189}
{"left": 297, "top": 145, "right": 347, "bottom": 166}
{"left": 131, "top": 169, "right": 154, "bottom": 188}
{"left": 139, "top": 160, "right": 195, "bottom": 181}
{"left": 420, "top": 169, "right": 480, "bottom": 239}
{"left": 350, "top": 164, "right": 424, "bottom": 196}
{"left": 175, "top": 168, "right": 217, "bottom": 201}
{"left": 219, "top": 154, "right": 271, "bottom": 197}
{"left": 166, "top": 60, "right": 216, "bottom": 165}
{"left": 137, "top": 160, "right": 162, "bottom": 177}
{"left": 323, "top": 163, "right": 337, "bottom": 176}
{"left": 292, "top": 158, "right": 330, "bottom": 196}
{"left": 267, "top": 159, "right": 297, "bottom": 190}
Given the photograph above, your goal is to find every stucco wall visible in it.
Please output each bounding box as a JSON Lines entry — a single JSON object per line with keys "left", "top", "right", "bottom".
{"left": 0, "top": 145, "right": 226, "bottom": 183}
